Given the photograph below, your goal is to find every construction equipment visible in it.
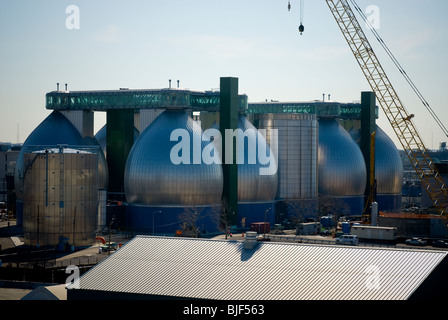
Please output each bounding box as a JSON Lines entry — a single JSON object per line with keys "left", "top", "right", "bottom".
{"left": 326, "top": 0, "right": 448, "bottom": 223}
{"left": 289, "top": 1, "right": 448, "bottom": 224}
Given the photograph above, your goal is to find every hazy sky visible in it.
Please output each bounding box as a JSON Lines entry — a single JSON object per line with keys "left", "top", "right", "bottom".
{"left": 0, "top": 0, "right": 447, "bottom": 150}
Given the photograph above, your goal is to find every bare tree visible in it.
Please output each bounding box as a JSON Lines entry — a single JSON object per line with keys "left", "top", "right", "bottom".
{"left": 283, "top": 199, "right": 317, "bottom": 227}
{"left": 177, "top": 206, "right": 206, "bottom": 238}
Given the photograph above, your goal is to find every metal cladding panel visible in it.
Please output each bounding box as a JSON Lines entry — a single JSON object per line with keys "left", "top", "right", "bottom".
{"left": 77, "top": 136, "right": 108, "bottom": 190}
{"left": 22, "top": 150, "right": 98, "bottom": 247}
{"left": 236, "top": 115, "right": 277, "bottom": 202}
{"left": 375, "top": 126, "right": 403, "bottom": 195}
{"left": 139, "top": 109, "right": 164, "bottom": 133}
{"left": 340, "top": 122, "right": 403, "bottom": 197}
{"left": 252, "top": 114, "right": 318, "bottom": 200}
{"left": 124, "top": 109, "right": 223, "bottom": 206}
{"left": 318, "top": 118, "right": 367, "bottom": 197}
{"left": 72, "top": 235, "right": 447, "bottom": 300}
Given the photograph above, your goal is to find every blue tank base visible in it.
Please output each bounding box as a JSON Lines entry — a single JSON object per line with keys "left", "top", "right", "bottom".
{"left": 319, "top": 196, "right": 365, "bottom": 217}
{"left": 376, "top": 194, "right": 402, "bottom": 212}
{"left": 275, "top": 199, "right": 319, "bottom": 223}
{"left": 126, "top": 205, "right": 222, "bottom": 236}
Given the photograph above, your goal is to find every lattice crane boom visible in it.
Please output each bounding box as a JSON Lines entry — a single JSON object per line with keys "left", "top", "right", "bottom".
{"left": 324, "top": 0, "right": 448, "bottom": 220}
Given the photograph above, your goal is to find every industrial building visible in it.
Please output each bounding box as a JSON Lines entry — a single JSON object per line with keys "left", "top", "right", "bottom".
{"left": 9, "top": 79, "right": 403, "bottom": 244}
{"left": 0, "top": 143, "right": 20, "bottom": 214}
{"left": 66, "top": 235, "right": 448, "bottom": 300}
{"left": 10, "top": 77, "right": 407, "bottom": 248}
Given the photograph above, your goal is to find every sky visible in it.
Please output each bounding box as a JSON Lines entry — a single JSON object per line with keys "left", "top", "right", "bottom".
{"left": 0, "top": 0, "right": 447, "bottom": 151}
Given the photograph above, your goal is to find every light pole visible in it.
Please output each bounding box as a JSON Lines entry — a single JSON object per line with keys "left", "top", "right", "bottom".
{"left": 108, "top": 215, "right": 116, "bottom": 256}
{"left": 264, "top": 207, "right": 271, "bottom": 239}
{"left": 152, "top": 210, "right": 162, "bottom": 235}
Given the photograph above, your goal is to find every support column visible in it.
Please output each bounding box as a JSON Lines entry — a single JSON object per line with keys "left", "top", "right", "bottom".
{"left": 61, "top": 110, "right": 94, "bottom": 138}
{"left": 361, "top": 92, "right": 377, "bottom": 204}
{"left": 220, "top": 77, "right": 239, "bottom": 226}
{"left": 106, "top": 109, "right": 134, "bottom": 200}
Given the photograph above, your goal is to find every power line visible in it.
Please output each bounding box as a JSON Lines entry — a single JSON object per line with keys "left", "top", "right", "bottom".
{"left": 350, "top": 0, "right": 448, "bottom": 138}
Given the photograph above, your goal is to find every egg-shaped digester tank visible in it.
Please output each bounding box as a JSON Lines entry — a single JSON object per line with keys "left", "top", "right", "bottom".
{"left": 209, "top": 114, "right": 278, "bottom": 227}
{"left": 341, "top": 122, "right": 404, "bottom": 212}
{"left": 236, "top": 114, "right": 278, "bottom": 203}
{"left": 374, "top": 126, "right": 403, "bottom": 211}
{"left": 235, "top": 115, "right": 278, "bottom": 227}
{"left": 318, "top": 118, "right": 367, "bottom": 215}
{"left": 124, "top": 109, "right": 223, "bottom": 234}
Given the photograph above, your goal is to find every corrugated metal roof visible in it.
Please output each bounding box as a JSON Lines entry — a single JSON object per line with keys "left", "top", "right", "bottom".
{"left": 70, "top": 235, "right": 447, "bottom": 300}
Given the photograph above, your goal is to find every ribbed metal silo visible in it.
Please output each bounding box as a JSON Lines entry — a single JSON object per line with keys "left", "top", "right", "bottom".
{"left": 251, "top": 113, "right": 319, "bottom": 221}
{"left": 318, "top": 118, "right": 367, "bottom": 215}
{"left": 22, "top": 147, "right": 98, "bottom": 248}
{"left": 124, "top": 109, "right": 223, "bottom": 234}
{"left": 15, "top": 111, "right": 85, "bottom": 226}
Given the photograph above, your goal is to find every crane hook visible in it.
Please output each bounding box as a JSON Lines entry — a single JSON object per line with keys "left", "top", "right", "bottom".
{"left": 299, "top": 23, "right": 304, "bottom": 35}
{"left": 288, "top": 1, "right": 291, "bottom": 11}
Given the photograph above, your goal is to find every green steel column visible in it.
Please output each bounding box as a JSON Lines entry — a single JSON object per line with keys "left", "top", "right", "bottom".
{"left": 361, "top": 91, "right": 376, "bottom": 197}
{"left": 106, "top": 109, "right": 134, "bottom": 200}
{"left": 220, "top": 77, "right": 239, "bottom": 226}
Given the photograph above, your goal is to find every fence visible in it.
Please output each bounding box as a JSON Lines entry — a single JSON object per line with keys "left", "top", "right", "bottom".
{"left": 265, "top": 234, "right": 397, "bottom": 248}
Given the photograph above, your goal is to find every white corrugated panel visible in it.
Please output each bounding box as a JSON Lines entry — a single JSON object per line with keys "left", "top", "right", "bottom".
{"left": 72, "top": 236, "right": 447, "bottom": 300}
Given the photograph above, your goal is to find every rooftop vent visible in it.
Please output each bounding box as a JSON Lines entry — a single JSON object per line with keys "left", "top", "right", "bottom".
{"left": 243, "top": 231, "right": 259, "bottom": 250}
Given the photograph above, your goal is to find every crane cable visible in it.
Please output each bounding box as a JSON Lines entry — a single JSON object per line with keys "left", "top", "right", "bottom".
{"left": 300, "top": 0, "right": 304, "bottom": 24}
{"left": 349, "top": 0, "right": 448, "bottom": 138}
{"left": 298, "top": 0, "right": 305, "bottom": 34}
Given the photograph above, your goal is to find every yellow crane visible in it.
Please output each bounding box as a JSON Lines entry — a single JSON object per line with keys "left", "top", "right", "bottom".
{"left": 291, "top": 0, "right": 448, "bottom": 224}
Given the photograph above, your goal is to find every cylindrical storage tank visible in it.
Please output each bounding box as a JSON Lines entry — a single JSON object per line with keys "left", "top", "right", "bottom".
{"left": 342, "top": 221, "right": 351, "bottom": 234}
{"left": 81, "top": 136, "right": 108, "bottom": 191}
{"left": 374, "top": 126, "right": 403, "bottom": 211}
{"left": 318, "top": 118, "right": 367, "bottom": 215}
{"left": 251, "top": 113, "right": 319, "bottom": 221}
{"left": 22, "top": 148, "right": 99, "bottom": 248}
{"left": 124, "top": 109, "right": 223, "bottom": 234}
{"left": 14, "top": 111, "right": 87, "bottom": 226}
